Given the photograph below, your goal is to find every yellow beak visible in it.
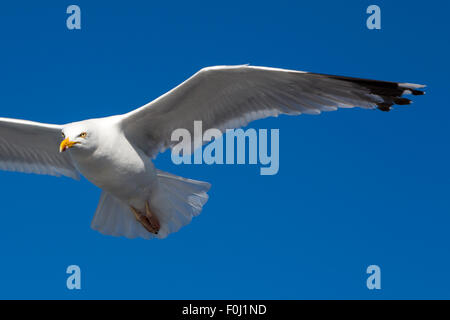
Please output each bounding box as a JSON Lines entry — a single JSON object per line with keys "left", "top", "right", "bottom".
{"left": 59, "top": 138, "right": 79, "bottom": 152}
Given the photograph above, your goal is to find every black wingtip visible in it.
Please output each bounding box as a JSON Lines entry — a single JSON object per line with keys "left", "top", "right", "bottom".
{"left": 307, "top": 71, "right": 425, "bottom": 112}
{"left": 411, "top": 89, "right": 426, "bottom": 96}
{"left": 376, "top": 96, "right": 414, "bottom": 112}
{"left": 393, "top": 97, "right": 412, "bottom": 105}
{"left": 377, "top": 103, "right": 393, "bottom": 112}
{"left": 321, "top": 74, "right": 425, "bottom": 111}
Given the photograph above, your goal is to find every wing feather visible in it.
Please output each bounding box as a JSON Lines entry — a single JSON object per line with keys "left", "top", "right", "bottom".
{"left": 120, "top": 65, "right": 425, "bottom": 158}
{"left": 0, "top": 118, "right": 79, "bottom": 179}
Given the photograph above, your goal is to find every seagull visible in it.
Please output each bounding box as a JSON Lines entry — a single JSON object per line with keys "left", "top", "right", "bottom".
{"left": 0, "top": 65, "right": 425, "bottom": 239}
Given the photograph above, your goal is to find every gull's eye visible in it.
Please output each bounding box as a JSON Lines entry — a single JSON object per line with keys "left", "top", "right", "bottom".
{"left": 79, "top": 132, "right": 87, "bottom": 138}
{"left": 61, "top": 132, "right": 65, "bottom": 139}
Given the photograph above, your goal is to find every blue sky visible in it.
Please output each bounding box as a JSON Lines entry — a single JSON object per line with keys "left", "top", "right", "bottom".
{"left": 0, "top": 0, "right": 448, "bottom": 299}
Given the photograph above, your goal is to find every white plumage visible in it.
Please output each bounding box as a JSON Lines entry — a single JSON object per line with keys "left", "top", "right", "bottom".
{"left": 0, "top": 65, "right": 425, "bottom": 239}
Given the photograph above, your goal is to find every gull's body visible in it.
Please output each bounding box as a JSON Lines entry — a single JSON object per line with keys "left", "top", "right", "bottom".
{"left": 66, "top": 116, "right": 156, "bottom": 208}
{"left": 0, "top": 65, "right": 425, "bottom": 240}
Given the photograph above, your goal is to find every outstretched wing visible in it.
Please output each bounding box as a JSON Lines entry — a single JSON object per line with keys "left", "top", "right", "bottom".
{"left": 120, "top": 65, "right": 425, "bottom": 158}
{"left": 0, "top": 118, "right": 79, "bottom": 179}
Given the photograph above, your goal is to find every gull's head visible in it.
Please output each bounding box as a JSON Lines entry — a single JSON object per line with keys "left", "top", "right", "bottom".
{"left": 60, "top": 121, "right": 97, "bottom": 153}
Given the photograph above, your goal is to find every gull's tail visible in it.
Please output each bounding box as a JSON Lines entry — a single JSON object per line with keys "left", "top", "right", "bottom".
{"left": 90, "top": 170, "right": 211, "bottom": 239}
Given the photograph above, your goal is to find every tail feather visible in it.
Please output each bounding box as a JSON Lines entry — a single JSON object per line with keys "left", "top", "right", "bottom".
{"left": 90, "top": 170, "right": 211, "bottom": 239}
{"left": 91, "top": 191, "right": 151, "bottom": 239}
{"left": 153, "top": 170, "right": 210, "bottom": 236}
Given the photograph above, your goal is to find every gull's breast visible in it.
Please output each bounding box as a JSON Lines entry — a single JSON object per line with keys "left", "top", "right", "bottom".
{"left": 73, "top": 138, "right": 157, "bottom": 201}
